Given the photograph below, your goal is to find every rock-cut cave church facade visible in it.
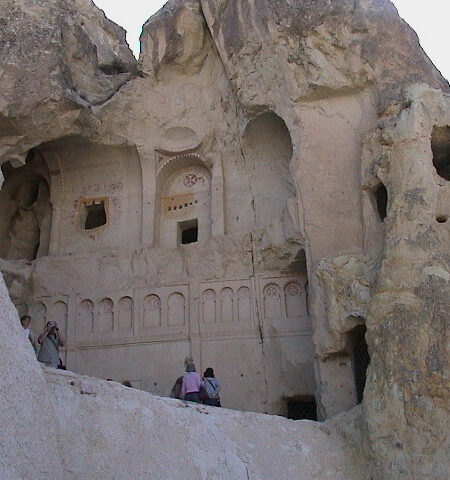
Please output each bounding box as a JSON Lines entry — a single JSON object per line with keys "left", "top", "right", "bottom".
{"left": 1, "top": 111, "right": 330, "bottom": 417}
{"left": 0, "top": 0, "right": 420, "bottom": 420}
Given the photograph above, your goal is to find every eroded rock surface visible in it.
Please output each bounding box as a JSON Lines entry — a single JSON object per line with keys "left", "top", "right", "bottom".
{"left": 0, "top": 0, "right": 449, "bottom": 479}
{"left": 0, "top": 0, "right": 137, "bottom": 165}
{"left": 0, "top": 274, "right": 370, "bottom": 480}
{"left": 362, "top": 85, "right": 450, "bottom": 480}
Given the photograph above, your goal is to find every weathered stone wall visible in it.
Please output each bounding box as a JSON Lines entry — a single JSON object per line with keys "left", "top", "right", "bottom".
{"left": 362, "top": 85, "right": 450, "bottom": 480}
{"left": 0, "top": 275, "right": 64, "bottom": 479}
{"left": 1, "top": 0, "right": 317, "bottom": 417}
{"left": 0, "top": 273, "right": 369, "bottom": 479}
{"left": 0, "top": 0, "right": 449, "bottom": 478}
{"left": 0, "top": 0, "right": 137, "bottom": 166}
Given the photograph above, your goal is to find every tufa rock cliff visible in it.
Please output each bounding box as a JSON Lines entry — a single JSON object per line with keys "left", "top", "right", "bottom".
{"left": 0, "top": 0, "right": 449, "bottom": 479}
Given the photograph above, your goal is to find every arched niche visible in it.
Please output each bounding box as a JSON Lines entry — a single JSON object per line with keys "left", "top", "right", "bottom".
{"left": 347, "top": 324, "right": 370, "bottom": 404}
{"left": 154, "top": 154, "right": 212, "bottom": 248}
{"left": 374, "top": 183, "right": 388, "bottom": 221}
{"left": 0, "top": 150, "right": 52, "bottom": 260}
{"left": 19, "top": 135, "right": 144, "bottom": 256}
{"left": 235, "top": 111, "right": 295, "bottom": 232}
{"left": 431, "top": 125, "right": 450, "bottom": 181}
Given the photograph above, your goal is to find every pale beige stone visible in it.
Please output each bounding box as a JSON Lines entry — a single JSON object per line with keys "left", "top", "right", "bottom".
{"left": 361, "top": 84, "right": 450, "bottom": 480}
{"left": 0, "top": 0, "right": 449, "bottom": 479}
{"left": 0, "top": 275, "right": 370, "bottom": 480}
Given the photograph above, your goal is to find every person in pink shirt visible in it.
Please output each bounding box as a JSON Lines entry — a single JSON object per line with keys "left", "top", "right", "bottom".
{"left": 181, "top": 360, "right": 202, "bottom": 403}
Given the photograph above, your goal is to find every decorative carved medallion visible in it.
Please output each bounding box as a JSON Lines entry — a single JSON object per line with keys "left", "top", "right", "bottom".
{"left": 183, "top": 173, "right": 198, "bottom": 187}
{"left": 285, "top": 283, "right": 301, "bottom": 296}
{"left": 264, "top": 284, "right": 279, "bottom": 297}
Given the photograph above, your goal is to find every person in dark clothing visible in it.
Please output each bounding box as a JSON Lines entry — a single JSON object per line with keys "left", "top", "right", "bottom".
{"left": 170, "top": 376, "right": 184, "bottom": 400}
{"left": 202, "top": 367, "right": 221, "bottom": 407}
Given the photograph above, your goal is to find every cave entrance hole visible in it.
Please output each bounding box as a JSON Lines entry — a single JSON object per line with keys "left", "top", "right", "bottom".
{"left": 375, "top": 183, "right": 388, "bottom": 221}
{"left": 83, "top": 201, "right": 107, "bottom": 230}
{"left": 285, "top": 396, "right": 317, "bottom": 420}
{"left": 348, "top": 325, "right": 370, "bottom": 404}
{"left": 431, "top": 126, "right": 450, "bottom": 180}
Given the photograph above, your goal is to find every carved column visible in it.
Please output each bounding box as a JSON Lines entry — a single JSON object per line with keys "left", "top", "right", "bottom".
{"left": 211, "top": 152, "right": 225, "bottom": 236}
{"left": 139, "top": 149, "right": 156, "bottom": 248}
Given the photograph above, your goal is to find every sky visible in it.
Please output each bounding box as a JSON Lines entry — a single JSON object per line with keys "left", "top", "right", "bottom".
{"left": 92, "top": 0, "right": 450, "bottom": 81}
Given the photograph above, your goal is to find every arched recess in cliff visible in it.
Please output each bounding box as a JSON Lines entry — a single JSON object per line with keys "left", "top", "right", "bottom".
{"left": 25, "top": 136, "right": 143, "bottom": 255}
{"left": 431, "top": 125, "right": 450, "bottom": 181}
{"left": 362, "top": 180, "right": 388, "bottom": 253}
{"left": 154, "top": 154, "right": 213, "bottom": 248}
{"left": 0, "top": 150, "right": 52, "bottom": 260}
{"left": 234, "top": 111, "right": 296, "bottom": 233}
{"left": 347, "top": 323, "right": 370, "bottom": 404}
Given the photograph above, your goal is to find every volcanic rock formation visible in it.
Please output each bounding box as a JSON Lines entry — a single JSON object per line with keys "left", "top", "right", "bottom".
{"left": 0, "top": 0, "right": 449, "bottom": 479}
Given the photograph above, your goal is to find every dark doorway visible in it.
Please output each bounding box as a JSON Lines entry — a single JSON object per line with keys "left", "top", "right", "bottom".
{"left": 431, "top": 126, "right": 450, "bottom": 180}
{"left": 286, "top": 397, "right": 317, "bottom": 420}
{"left": 375, "top": 184, "right": 388, "bottom": 221}
{"left": 349, "top": 325, "right": 370, "bottom": 404}
{"left": 179, "top": 219, "right": 198, "bottom": 244}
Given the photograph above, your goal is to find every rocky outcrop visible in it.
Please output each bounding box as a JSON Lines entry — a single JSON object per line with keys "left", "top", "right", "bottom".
{"left": 199, "top": 0, "right": 448, "bottom": 111}
{"left": 362, "top": 85, "right": 450, "bottom": 480}
{"left": 0, "top": 274, "right": 64, "bottom": 479}
{"left": 0, "top": 0, "right": 449, "bottom": 479}
{"left": 0, "top": 0, "right": 137, "bottom": 166}
{"left": 313, "top": 254, "right": 379, "bottom": 357}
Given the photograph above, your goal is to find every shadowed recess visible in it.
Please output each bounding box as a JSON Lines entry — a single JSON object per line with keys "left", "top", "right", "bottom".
{"left": 431, "top": 126, "right": 450, "bottom": 180}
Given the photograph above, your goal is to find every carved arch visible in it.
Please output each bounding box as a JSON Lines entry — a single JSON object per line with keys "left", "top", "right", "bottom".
{"left": 155, "top": 153, "right": 213, "bottom": 247}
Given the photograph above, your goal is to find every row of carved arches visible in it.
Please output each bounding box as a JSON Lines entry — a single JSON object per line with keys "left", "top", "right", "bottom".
{"left": 142, "top": 292, "right": 185, "bottom": 328}
{"left": 77, "top": 292, "right": 187, "bottom": 336}
{"left": 78, "top": 297, "right": 134, "bottom": 334}
{"left": 201, "top": 286, "right": 252, "bottom": 324}
{"left": 263, "top": 281, "right": 305, "bottom": 320}
{"left": 25, "top": 300, "right": 68, "bottom": 339}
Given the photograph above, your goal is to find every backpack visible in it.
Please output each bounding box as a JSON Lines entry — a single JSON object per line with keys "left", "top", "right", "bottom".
{"left": 199, "top": 384, "right": 209, "bottom": 403}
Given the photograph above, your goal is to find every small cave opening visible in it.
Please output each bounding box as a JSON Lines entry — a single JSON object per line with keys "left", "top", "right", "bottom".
{"left": 436, "top": 215, "right": 448, "bottom": 224}
{"left": 288, "top": 248, "right": 308, "bottom": 275}
{"left": 0, "top": 152, "right": 52, "bottom": 260}
{"left": 431, "top": 126, "right": 450, "bottom": 181}
{"left": 179, "top": 219, "right": 198, "bottom": 245}
{"left": 285, "top": 396, "right": 317, "bottom": 421}
{"left": 99, "top": 59, "right": 128, "bottom": 75}
{"left": 374, "top": 183, "right": 388, "bottom": 221}
{"left": 83, "top": 201, "right": 107, "bottom": 230}
{"left": 348, "top": 324, "right": 370, "bottom": 404}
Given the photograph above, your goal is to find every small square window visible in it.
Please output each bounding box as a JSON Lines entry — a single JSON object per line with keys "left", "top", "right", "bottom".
{"left": 80, "top": 199, "right": 107, "bottom": 230}
{"left": 286, "top": 397, "right": 317, "bottom": 420}
{"left": 178, "top": 219, "right": 198, "bottom": 245}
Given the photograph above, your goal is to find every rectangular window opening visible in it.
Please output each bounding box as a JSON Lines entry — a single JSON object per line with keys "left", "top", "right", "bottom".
{"left": 81, "top": 200, "right": 107, "bottom": 230}
{"left": 179, "top": 219, "right": 198, "bottom": 245}
{"left": 286, "top": 396, "right": 317, "bottom": 421}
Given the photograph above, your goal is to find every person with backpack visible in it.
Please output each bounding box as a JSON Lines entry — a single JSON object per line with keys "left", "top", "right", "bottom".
{"left": 170, "top": 376, "right": 184, "bottom": 400}
{"left": 202, "top": 367, "right": 221, "bottom": 407}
